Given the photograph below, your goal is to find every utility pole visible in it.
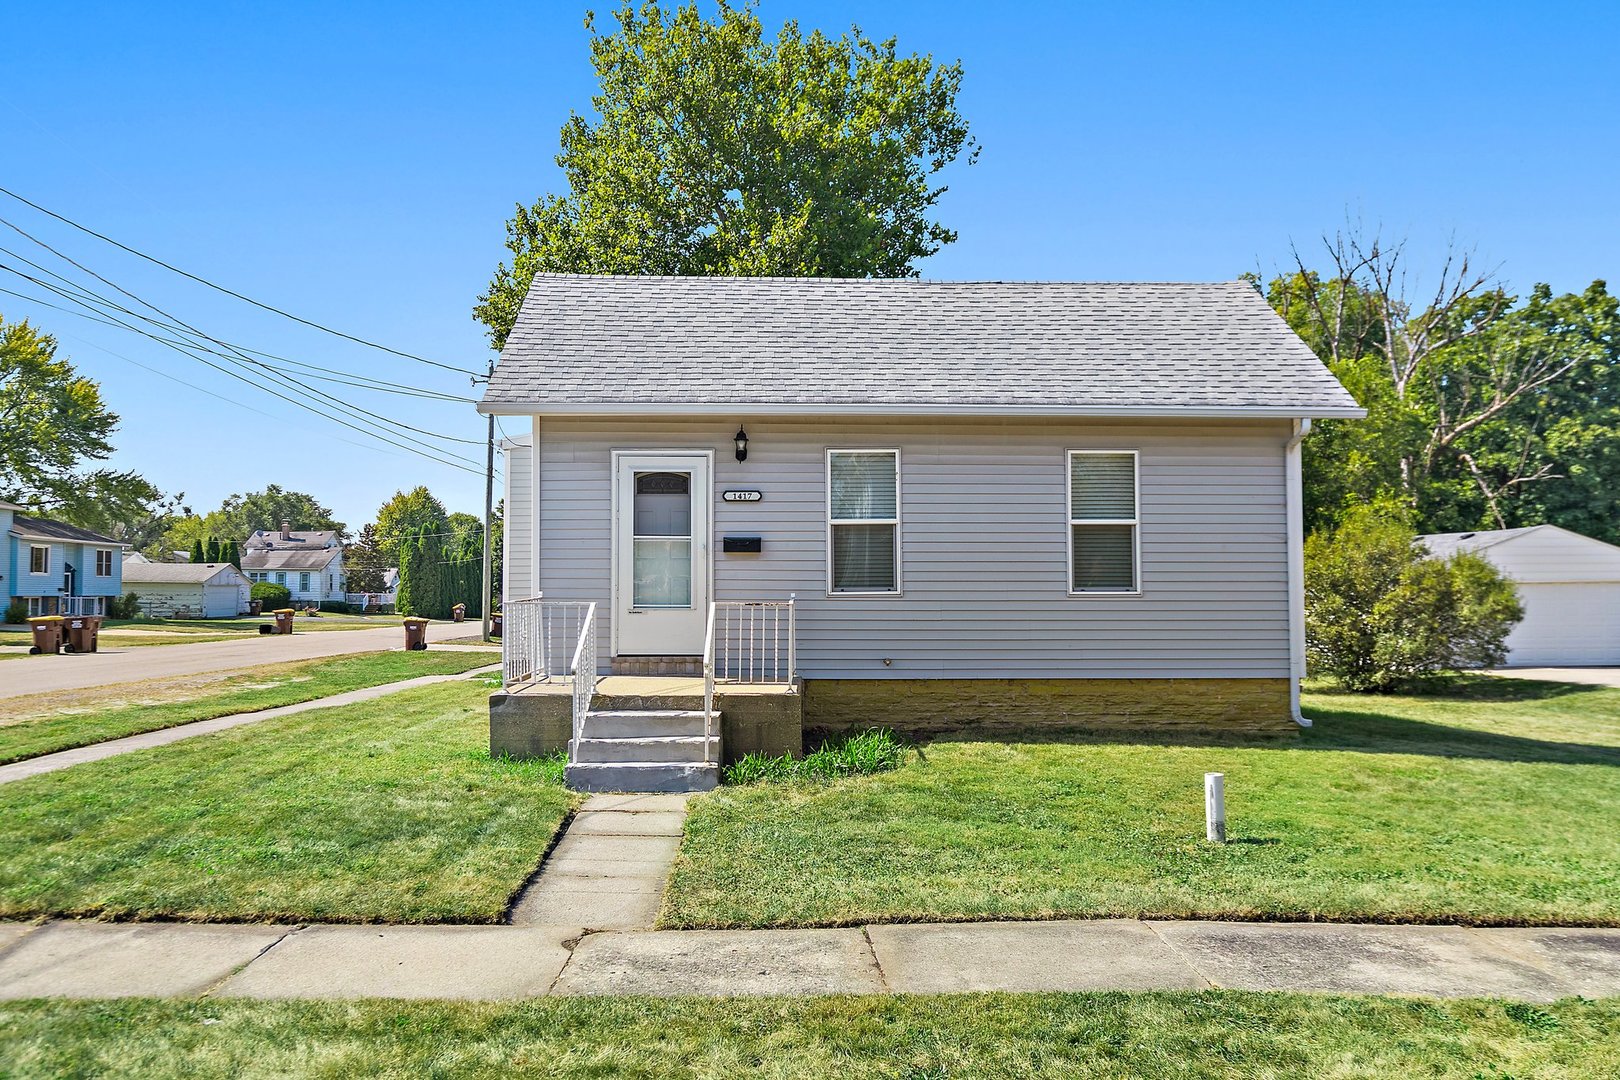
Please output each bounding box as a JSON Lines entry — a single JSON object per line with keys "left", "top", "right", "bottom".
{"left": 480, "top": 359, "right": 495, "bottom": 643}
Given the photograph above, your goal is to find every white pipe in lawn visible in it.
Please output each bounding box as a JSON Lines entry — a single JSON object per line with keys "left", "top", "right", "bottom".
{"left": 1205, "top": 772, "right": 1226, "bottom": 843}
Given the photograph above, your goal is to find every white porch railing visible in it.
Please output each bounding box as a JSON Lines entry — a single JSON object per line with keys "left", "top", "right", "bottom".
{"left": 61, "top": 596, "right": 106, "bottom": 616}
{"left": 570, "top": 604, "right": 597, "bottom": 759}
{"left": 703, "top": 598, "right": 797, "bottom": 762}
{"left": 502, "top": 596, "right": 596, "bottom": 690}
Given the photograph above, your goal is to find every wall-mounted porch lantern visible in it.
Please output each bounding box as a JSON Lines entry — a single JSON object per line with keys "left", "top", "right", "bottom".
{"left": 734, "top": 426, "right": 749, "bottom": 462}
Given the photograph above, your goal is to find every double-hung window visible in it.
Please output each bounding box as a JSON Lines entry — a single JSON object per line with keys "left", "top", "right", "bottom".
{"left": 95, "top": 549, "right": 113, "bottom": 576}
{"left": 1068, "top": 450, "right": 1139, "bottom": 594}
{"left": 275, "top": 572, "right": 286, "bottom": 586}
{"left": 299, "top": 572, "right": 312, "bottom": 593}
{"left": 29, "top": 545, "right": 48, "bottom": 575}
{"left": 827, "top": 449, "right": 900, "bottom": 594}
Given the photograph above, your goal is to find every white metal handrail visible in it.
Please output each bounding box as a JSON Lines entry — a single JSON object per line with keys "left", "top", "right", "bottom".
{"left": 60, "top": 596, "right": 106, "bottom": 616}
{"left": 570, "top": 603, "right": 597, "bottom": 760}
{"left": 704, "top": 597, "right": 797, "bottom": 764}
{"left": 501, "top": 595, "right": 546, "bottom": 687}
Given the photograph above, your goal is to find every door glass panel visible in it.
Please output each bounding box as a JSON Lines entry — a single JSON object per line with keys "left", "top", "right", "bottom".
{"left": 632, "top": 471, "right": 693, "bottom": 608}
{"left": 633, "top": 539, "right": 693, "bottom": 607}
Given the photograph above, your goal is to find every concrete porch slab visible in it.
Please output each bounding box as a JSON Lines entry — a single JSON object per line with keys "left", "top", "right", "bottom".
{"left": 214, "top": 925, "right": 580, "bottom": 1000}
{"left": 867, "top": 919, "right": 1207, "bottom": 993}
{"left": 0, "top": 921, "right": 289, "bottom": 999}
{"left": 553, "top": 927, "right": 884, "bottom": 996}
{"left": 1148, "top": 921, "right": 1574, "bottom": 1001}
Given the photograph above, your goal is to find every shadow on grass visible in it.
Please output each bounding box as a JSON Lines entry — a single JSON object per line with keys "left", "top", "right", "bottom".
{"left": 875, "top": 676, "right": 1620, "bottom": 768}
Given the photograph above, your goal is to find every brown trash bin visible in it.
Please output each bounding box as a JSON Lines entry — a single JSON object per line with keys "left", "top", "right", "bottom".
{"left": 27, "top": 615, "right": 64, "bottom": 655}
{"left": 402, "top": 617, "right": 430, "bottom": 651}
{"left": 490, "top": 612, "right": 502, "bottom": 638}
{"left": 271, "top": 608, "right": 296, "bottom": 635}
{"left": 248, "top": 599, "right": 262, "bottom": 615}
{"left": 451, "top": 603, "right": 466, "bottom": 623}
{"left": 62, "top": 615, "right": 103, "bottom": 654}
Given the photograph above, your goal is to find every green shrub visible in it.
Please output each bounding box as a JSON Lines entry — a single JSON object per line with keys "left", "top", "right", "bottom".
{"left": 3, "top": 599, "right": 28, "bottom": 625}
{"left": 251, "top": 581, "right": 292, "bottom": 609}
{"left": 106, "top": 592, "right": 141, "bottom": 620}
{"left": 723, "top": 728, "right": 909, "bottom": 785}
{"left": 1305, "top": 506, "right": 1524, "bottom": 692}
{"left": 317, "top": 600, "right": 355, "bottom": 615}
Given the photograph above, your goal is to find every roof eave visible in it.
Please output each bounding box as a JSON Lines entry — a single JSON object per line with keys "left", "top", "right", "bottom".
{"left": 477, "top": 401, "right": 1368, "bottom": 420}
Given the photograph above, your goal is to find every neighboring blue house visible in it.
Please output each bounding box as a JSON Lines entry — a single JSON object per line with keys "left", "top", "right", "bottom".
{"left": 2, "top": 500, "right": 127, "bottom": 618}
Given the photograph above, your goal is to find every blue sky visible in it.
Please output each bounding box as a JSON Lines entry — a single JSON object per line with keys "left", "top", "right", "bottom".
{"left": 4, "top": 1, "right": 1615, "bottom": 530}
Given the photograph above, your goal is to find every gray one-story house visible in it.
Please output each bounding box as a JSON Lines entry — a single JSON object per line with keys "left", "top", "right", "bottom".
{"left": 478, "top": 275, "right": 1362, "bottom": 790}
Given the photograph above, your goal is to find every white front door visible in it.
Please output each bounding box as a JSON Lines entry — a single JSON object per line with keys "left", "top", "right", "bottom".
{"left": 612, "top": 450, "right": 711, "bottom": 656}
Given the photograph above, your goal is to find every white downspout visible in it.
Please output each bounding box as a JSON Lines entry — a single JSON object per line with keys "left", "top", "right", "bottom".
{"left": 1285, "top": 418, "right": 1313, "bottom": 726}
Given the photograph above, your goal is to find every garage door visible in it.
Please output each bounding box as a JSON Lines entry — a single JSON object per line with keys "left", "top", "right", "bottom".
{"left": 1505, "top": 582, "right": 1620, "bottom": 666}
{"left": 203, "top": 583, "right": 242, "bottom": 619}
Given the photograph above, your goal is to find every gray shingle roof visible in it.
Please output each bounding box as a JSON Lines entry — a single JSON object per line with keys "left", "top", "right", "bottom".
{"left": 9, "top": 514, "right": 122, "bottom": 545}
{"left": 243, "top": 530, "right": 339, "bottom": 550}
{"left": 480, "top": 275, "right": 1364, "bottom": 416}
{"left": 120, "top": 562, "right": 246, "bottom": 584}
{"left": 241, "top": 548, "right": 341, "bottom": 572}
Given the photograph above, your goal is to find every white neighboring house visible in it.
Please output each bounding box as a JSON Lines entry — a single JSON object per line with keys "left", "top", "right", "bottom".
{"left": 1421, "top": 525, "right": 1620, "bottom": 666}
{"left": 120, "top": 559, "right": 251, "bottom": 618}
{"left": 241, "top": 522, "right": 346, "bottom": 604}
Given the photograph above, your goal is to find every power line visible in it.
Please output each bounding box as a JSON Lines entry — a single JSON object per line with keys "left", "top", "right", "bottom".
{"left": 0, "top": 184, "right": 481, "bottom": 377}
{"left": 1, "top": 263, "right": 488, "bottom": 477}
{"left": 0, "top": 223, "right": 485, "bottom": 448}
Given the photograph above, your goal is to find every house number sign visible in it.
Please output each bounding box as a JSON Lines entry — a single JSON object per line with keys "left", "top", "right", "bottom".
{"left": 722, "top": 490, "right": 763, "bottom": 502}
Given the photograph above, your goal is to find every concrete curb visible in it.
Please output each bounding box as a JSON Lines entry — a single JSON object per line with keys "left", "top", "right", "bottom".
{"left": 1, "top": 918, "right": 1615, "bottom": 1001}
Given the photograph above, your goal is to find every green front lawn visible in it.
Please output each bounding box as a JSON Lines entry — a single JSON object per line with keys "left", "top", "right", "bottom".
{"left": 664, "top": 676, "right": 1620, "bottom": 928}
{"left": 0, "top": 651, "right": 498, "bottom": 764}
{"left": 3, "top": 993, "right": 1616, "bottom": 1079}
{"left": 0, "top": 680, "right": 574, "bottom": 923}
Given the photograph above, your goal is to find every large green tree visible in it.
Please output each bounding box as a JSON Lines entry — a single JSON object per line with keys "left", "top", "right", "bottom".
{"left": 1, "top": 314, "right": 178, "bottom": 546}
{"left": 1264, "top": 229, "right": 1618, "bottom": 540}
{"left": 372, "top": 486, "right": 448, "bottom": 562}
{"left": 474, "top": 0, "right": 978, "bottom": 347}
{"left": 167, "top": 485, "right": 345, "bottom": 550}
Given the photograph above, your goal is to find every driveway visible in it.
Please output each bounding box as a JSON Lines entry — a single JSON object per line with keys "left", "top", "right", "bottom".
{"left": 0, "top": 621, "right": 486, "bottom": 700}
{"left": 1489, "top": 667, "right": 1620, "bottom": 688}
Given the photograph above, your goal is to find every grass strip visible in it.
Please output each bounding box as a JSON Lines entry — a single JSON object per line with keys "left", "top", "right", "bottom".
{"left": 1, "top": 992, "right": 1616, "bottom": 1078}
{"left": 0, "top": 679, "right": 573, "bottom": 923}
{"left": 665, "top": 676, "right": 1620, "bottom": 928}
{"left": 0, "top": 651, "right": 496, "bottom": 764}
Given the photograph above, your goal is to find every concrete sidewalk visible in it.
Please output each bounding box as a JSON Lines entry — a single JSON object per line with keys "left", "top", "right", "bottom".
{"left": 0, "top": 621, "right": 478, "bottom": 700}
{"left": 0, "top": 664, "right": 499, "bottom": 786}
{"left": 0, "top": 917, "right": 1615, "bottom": 1002}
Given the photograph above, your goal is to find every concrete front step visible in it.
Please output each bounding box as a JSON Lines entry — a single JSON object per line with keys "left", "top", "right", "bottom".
{"left": 583, "top": 709, "right": 709, "bottom": 739}
{"left": 573, "top": 735, "right": 715, "bottom": 764}
{"left": 565, "top": 761, "right": 721, "bottom": 793}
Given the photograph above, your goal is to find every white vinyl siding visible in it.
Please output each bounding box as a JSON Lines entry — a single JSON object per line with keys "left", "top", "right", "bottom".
{"left": 1068, "top": 450, "right": 1140, "bottom": 594}
{"left": 827, "top": 449, "right": 900, "bottom": 594}
{"left": 529, "top": 416, "right": 1292, "bottom": 679}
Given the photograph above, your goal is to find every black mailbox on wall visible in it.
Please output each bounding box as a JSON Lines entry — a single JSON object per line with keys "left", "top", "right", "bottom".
{"left": 722, "top": 536, "right": 763, "bottom": 553}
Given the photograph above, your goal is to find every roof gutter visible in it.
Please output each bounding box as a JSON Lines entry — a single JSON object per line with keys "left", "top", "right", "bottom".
{"left": 476, "top": 401, "right": 1369, "bottom": 420}
{"left": 1285, "top": 418, "right": 1313, "bottom": 727}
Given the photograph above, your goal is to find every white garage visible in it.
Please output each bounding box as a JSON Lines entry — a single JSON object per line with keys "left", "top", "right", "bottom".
{"left": 1421, "top": 525, "right": 1620, "bottom": 667}
{"left": 120, "top": 561, "right": 251, "bottom": 619}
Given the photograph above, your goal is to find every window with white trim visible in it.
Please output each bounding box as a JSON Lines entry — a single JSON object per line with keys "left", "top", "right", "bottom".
{"left": 827, "top": 449, "right": 899, "bottom": 593}
{"left": 275, "top": 572, "right": 286, "bottom": 586}
{"left": 299, "top": 572, "right": 312, "bottom": 593}
{"left": 95, "top": 549, "right": 114, "bottom": 576}
{"left": 29, "top": 545, "right": 48, "bottom": 574}
{"left": 1068, "top": 450, "right": 1139, "bottom": 593}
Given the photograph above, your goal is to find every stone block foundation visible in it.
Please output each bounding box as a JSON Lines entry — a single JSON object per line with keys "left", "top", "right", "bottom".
{"left": 803, "top": 678, "right": 1296, "bottom": 737}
